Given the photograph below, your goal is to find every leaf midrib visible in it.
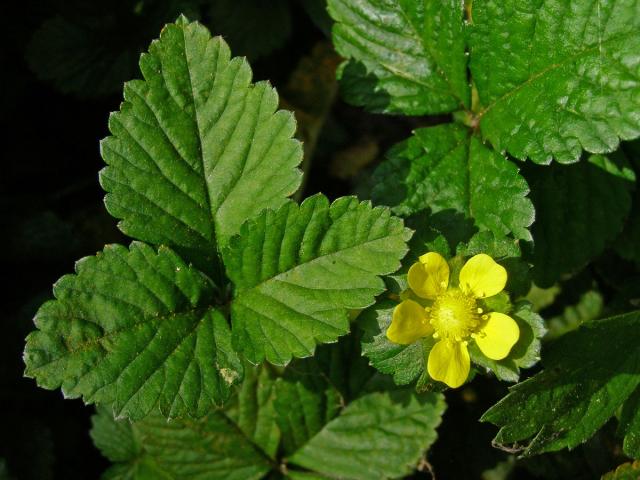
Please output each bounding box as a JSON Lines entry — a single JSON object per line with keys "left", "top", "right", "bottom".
{"left": 238, "top": 226, "right": 405, "bottom": 293}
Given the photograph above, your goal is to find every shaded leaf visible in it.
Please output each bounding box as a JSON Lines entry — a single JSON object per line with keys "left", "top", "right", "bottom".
{"left": 524, "top": 153, "right": 635, "bottom": 287}
{"left": 373, "top": 125, "right": 534, "bottom": 241}
{"left": 288, "top": 390, "right": 446, "bottom": 479}
{"left": 482, "top": 311, "right": 640, "bottom": 457}
{"left": 91, "top": 407, "right": 271, "bottom": 480}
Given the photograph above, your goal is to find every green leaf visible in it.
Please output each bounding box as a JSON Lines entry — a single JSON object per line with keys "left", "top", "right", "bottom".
{"left": 226, "top": 364, "right": 281, "bottom": 459}
{"left": 328, "top": 0, "right": 469, "bottom": 114}
{"left": 274, "top": 367, "right": 342, "bottom": 455}
{"left": 524, "top": 153, "right": 635, "bottom": 287}
{"left": 482, "top": 311, "right": 640, "bottom": 457}
{"left": 359, "top": 299, "right": 425, "bottom": 386}
{"left": 91, "top": 407, "right": 272, "bottom": 480}
{"left": 91, "top": 406, "right": 141, "bottom": 463}
{"left": 469, "top": 301, "right": 545, "bottom": 383}
{"left": 24, "top": 242, "right": 242, "bottom": 420}
{"left": 223, "top": 194, "right": 411, "bottom": 365}
{"left": 615, "top": 189, "right": 640, "bottom": 265}
{"left": 469, "top": 0, "right": 640, "bottom": 164}
{"left": 372, "top": 125, "right": 534, "bottom": 241}
{"left": 545, "top": 290, "right": 604, "bottom": 340}
{"left": 602, "top": 461, "right": 640, "bottom": 480}
{"left": 209, "top": 0, "right": 292, "bottom": 60}
{"left": 619, "top": 386, "right": 640, "bottom": 459}
{"left": 288, "top": 390, "right": 446, "bottom": 479}
{"left": 100, "top": 17, "right": 303, "bottom": 266}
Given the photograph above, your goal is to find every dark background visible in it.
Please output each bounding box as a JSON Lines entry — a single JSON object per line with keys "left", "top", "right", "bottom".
{"left": 0, "top": 1, "right": 625, "bottom": 479}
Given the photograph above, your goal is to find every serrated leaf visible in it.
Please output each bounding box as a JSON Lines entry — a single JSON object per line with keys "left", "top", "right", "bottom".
{"left": 100, "top": 17, "right": 302, "bottom": 266}
{"left": 469, "top": 301, "right": 545, "bottom": 383}
{"left": 288, "top": 390, "right": 446, "bottom": 479}
{"left": 209, "top": 0, "right": 292, "bottom": 60}
{"left": 223, "top": 194, "right": 411, "bottom": 365}
{"left": 372, "top": 125, "right": 534, "bottom": 241}
{"left": 91, "top": 408, "right": 271, "bottom": 480}
{"left": 359, "top": 299, "right": 425, "bottom": 385}
{"left": 469, "top": 0, "right": 640, "bottom": 164}
{"left": 524, "top": 153, "right": 635, "bottom": 287}
{"left": 226, "top": 364, "right": 281, "bottom": 459}
{"left": 328, "top": 0, "right": 469, "bottom": 115}
{"left": 602, "top": 461, "right": 640, "bottom": 480}
{"left": 482, "top": 311, "right": 640, "bottom": 457}
{"left": 24, "top": 242, "right": 242, "bottom": 420}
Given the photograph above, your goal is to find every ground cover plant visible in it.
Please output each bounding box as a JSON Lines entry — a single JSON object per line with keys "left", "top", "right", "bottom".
{"left": 3, "top": 0, "right": 640, "bottom": 478}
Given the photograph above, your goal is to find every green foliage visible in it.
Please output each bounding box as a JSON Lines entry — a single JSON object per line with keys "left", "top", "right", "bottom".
{"left": 24, "top": 242, "right": 242, "bottom": 420}
{"left": 223, "top": 194, "right": 411, "bottom": 365}
{"left": 100, "top": 17, "right": 303, "bottom": 266}
{"left": 288, "top": 390, "right": 446, "bottom": 479}
{"left": 328, "top": 0, "right": 469, "bottom": 114}
{"left": 603, "top": 462, "right": 640, "bottom": 480}
{"left": 482, "top": 311, "right": 640, "bottom": 457}
{"left": 91, "top": 406, "right": 272, "bottom": 480}
{"left": 469, "top": 0, "right": 640, "bottom": 164}
{"left": 91, "top": 341, "right": 446, "bottom": 479}
{"left": 524, "top": 153, "right": 635, "bottom": 287}
{"left": 372, "top": 125, "right": 535, "bottom": 241}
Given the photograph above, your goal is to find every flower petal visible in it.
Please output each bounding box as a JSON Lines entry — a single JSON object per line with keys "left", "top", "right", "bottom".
{"left": 386, "top": 300, "right": 433, "bottom": 345}
{"left": 475, "top": 312, "right": 520, "bottom": 360}
{"left": 427, "top": 339, "right": 470, "bottom": 388}
{"left": 407, "top": 252, "right": 450, "bottom": 299}
{"left": 459, "top": 254, "right": 507, "bottom": 298}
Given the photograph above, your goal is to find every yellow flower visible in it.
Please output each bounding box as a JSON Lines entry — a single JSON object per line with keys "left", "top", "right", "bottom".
{"left": 386, "top": 252, "right": 519, "bottom": 388}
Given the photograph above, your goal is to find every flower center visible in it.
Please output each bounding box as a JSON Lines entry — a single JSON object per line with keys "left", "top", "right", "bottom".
{"left": 429, "top": 289, "right": 480, "bottom": 341}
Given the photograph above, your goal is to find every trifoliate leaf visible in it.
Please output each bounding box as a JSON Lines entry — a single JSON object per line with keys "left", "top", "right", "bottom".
{"left": 482, "top": 310, "right": 640, "bottom": 457}
{"left": 91, "top": 408, "right": 272, "bottom": 480}
{"left": 603, "top": 461, "right": 640, "bottom": 480}
{"left": 209, "top": 0, "right": 291, "bottom": 60}
{"left": 372, "top": 125, "right": 534, "bottom": 241}
{"left": 288, "top": 390, "right": 446, "bottom": 479}
{"left": 469, "top": 0, "right": 640, "bottom": 164}
{"left": 100, "top": 17, "right": 302, "bottom": 266}
{"left": 327, "top": 0, "right": 469, "bottom": 115}
{"left": 469, "top": 301, "right": 545, "bottom": 383}
{"left": 226, "top": 364, "right": 281, "bottom": 459}
{"left": 359, "top": 299, "right": 425, "bottom": 386}
{"left": 524, "top": 153, "right": 635, "bottom": 287}
{"left": 24, "top": 242, "right": 242, "bottom": 420}
{"left": 223, "top": 194, "right": 411, "bottom": 365}
{"left": 619, "top": 387, "right": 640, "bottom": 459}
